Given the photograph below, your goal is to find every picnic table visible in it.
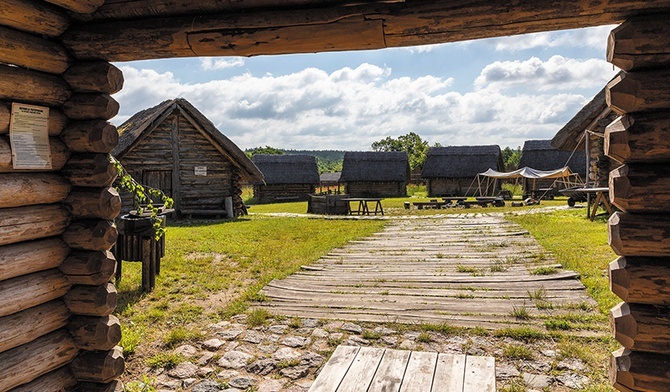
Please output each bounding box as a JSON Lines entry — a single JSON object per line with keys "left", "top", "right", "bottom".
{"left": 342, "top": 197, "right": 384, "bottom": 216}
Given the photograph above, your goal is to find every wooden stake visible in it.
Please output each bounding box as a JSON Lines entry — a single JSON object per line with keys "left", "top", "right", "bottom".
{"left": 0, "top": 173, "right": 70, "bottom": 209}
{"left": 0, "top": 238, "right": 69, "bottom": 281}
{"left": 610, "top": 256, "right": 670, "bottom": 305}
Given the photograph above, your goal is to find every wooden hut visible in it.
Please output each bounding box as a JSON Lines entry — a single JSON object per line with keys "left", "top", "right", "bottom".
{"left": 319, "top": 171, "right": 342, "bottom": 194}
{"left": 340, "top": 151, "right": 410, "bottom": 197}
{"left": 421, "top": 146, "right": 504, "bottom": 197}
{"left": 252, "top": 154, "right": 320, "bottom": 203}
{"left": 517, "top": 139, "right": 587, "bottom": 196}
{"left": 1, "top": 2, "right": 670, "bottom": 390}
{"left": 112, "top": 98, "right": 263, "bottom": 218}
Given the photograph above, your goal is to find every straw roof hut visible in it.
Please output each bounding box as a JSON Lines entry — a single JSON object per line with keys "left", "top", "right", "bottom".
{"left": 340, "top": 151, "right": 410, "bottom": 197}
{"left": 421, "top": 146, "right": 503, "bottom": 196}
{"left": 252, "top": 154, "right": 320, "bottom": 203}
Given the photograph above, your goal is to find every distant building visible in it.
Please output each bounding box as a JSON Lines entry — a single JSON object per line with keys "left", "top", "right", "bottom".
{"left": 421, "top": 146, "right": 503, "bottom": 196}
{"left": 518, "top": 139, "right": 587, "bottom": 195}
{"left": 340, "top": 151, "right": 410, "bottom": 197}
{"left": 319, "top": 171, "right": 342, "bottom": 193}
{"left": 252, "top": 154, "right": 320, "bottom": 203}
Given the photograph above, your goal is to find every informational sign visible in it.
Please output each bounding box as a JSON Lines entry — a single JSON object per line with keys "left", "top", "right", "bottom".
{"left": 9, "top": 103, "right": 51, "bottom": 169}
{"left": 195, "top": 166, "right": 207, "bottom": 176}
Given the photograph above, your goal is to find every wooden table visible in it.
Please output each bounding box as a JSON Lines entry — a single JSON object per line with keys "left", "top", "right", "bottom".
{"left": 309, "top": 346, "right": 496, "bottom": 392}
{"left": 342, "top": 198, "right": 384, "bottom": 215}
{"left": 580, "top": 187, "right": 613, "bottom": 221}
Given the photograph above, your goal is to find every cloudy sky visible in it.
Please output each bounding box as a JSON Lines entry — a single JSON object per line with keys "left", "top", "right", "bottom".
{"left": 111, "top": 25, "right": 620, "bottom": 151}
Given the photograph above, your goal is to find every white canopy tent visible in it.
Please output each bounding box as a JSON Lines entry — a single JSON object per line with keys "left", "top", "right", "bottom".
{"left": 471, "top": 166, "right": 583, "bottom": 197}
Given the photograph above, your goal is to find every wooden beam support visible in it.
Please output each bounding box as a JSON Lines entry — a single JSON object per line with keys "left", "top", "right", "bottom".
{"left": 0, "top": 238, "right": 69, "bottom": 282}
{"left": 60, "top": 121, "right": 118, "bottom": 153}
{"left": 62, "top": 94, "right": 119, "bottom": 121}
{"left": 611, "top": 348, "right": 670, "bottom": 391}
{"left": 63, "top": 62, "right": 124, "bottom": 95}
{"left": 608, "top": 14, "right": 670, "bottom": 72}
{"left": 611, "top": 302, "right": 670, "bottom": 354}
{"left": 0, "top": 269, "right": 70, "bottom": 318}
{"left": 0, "top": 136, "right": 70, "bottom": 173}
{"left": 65, "top": 187, "right": 121, "bottom": 220}
{"left": 605, "top": 113, "right": 670, "bottom": 164}
{"left": 610, "top": 257, "right": 670, "bottom": 305}
{"left": 0, "top": 330, "right": 79, "bottom": 391}
{"left": 0, "top": 25, "right": 70, "bottom": 74}
{"left": 0, "top": 64, "right": 70, "bottom": 106}
{"left": 609, "top": 212, "right": 670, "bottom": 257}
{"left": 0, "top": 173, "right": 70, "bottom": 208}
{"left": 607, "top": 70, "right": 670, "bottom": 115}
{"left": 0, "top": 204, "right": 71, "bottom": 247}
{"left": 43, "top": 0, "right": 104, "bottom": 15}
{"left": 59, "top": 250, "right": 116, "bottom": 286}
{"left": 62, "top": 153, "right": 118, "bottom": 188}
{"left": 610, "top": 164, "right": 670, "bottom": 213}
{"left": 0, "top": 102, "right": 68, "bottom": 136}
{"left": 68, "top": 315, "right": 121, "bottom": 351}
{"left": 62, "top": 220, "right": 117, "bottom": 251}
{"left": 8, "top": 368, "right": 77, "bottom": 392}
{"left": 69, "top": 346, "right": 124, "bottom": 383}
{"left": 0, "top": 300, "right": 70, "bottom": 354}
{"left": 63, "top": 283, "right": 117, "bottom": 316}
{"left": 0, "top": 0, "right": 69, "bottom": 37}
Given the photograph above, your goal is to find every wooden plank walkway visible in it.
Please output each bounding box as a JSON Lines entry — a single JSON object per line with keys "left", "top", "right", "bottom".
{"left": 309, "top": 345, "right": 495, "bottom": 392}
{"left": 258, "top": 215, "right": 595, "bottom": 329}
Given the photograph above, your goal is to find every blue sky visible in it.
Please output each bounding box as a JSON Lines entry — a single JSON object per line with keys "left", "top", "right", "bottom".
{"left": 111, "top": 25, "right": 620, "bottom": 151}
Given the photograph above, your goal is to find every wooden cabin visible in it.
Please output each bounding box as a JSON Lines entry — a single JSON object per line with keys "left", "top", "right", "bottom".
{"left": 319, "top": 171, "right": 342, "bottom": 194}
{"left": 340, "top": 151, "right": 410, "bottom": 197}
{"left": 1, "top": 1, "right": 670, "bottom": 390}
{"left": 112, "top": 98, "right": 263, "bottom": 218}
{"left": 252, "top": 154, "right": 320, "bottom": 203}
{"left": 552, "top": 83, "right": 620, "bottom": 188}
{"left": 421, "top": 146, "right": 504, "bottom": 197}
{"left": 517, "top": 139, "right": 587, "bottom": 196}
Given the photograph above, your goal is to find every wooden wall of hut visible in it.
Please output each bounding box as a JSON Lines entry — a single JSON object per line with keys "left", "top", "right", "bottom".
{"left": 253, "top": 183, "right": 315, "bottom": 204}
{"left": 345, "top": 181, "right": 407, "bottom": 198}
{"left": 427, "top": 178, "right": 487, "bottom": 197}
{"left": 0, "top": 1, "right": 124, "bottom": 389}
{"left": 605, "top": 14, "right": 670, "bottom": 391}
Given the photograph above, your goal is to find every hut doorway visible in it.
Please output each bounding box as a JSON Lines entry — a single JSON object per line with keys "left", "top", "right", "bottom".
{"left": 142, "top": 170, "right": 173, "bottom": 199}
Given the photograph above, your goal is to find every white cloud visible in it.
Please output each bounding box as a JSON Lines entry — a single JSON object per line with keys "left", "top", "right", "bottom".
{"left": 200, "top": 57, "right": 245, "bottom": 70}
{"left": 474, "top": 55, "right": 617, "bottom": 91}
{"left": 488, "top": 25, "right": 617, "bottom": 52}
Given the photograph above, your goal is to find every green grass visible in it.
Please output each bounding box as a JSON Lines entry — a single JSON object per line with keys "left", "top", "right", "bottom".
{"left": 502, "top": 344, "right": 535, "bottom": 360}
{"left": 146, "top": 352, "right": 184, "bottom": 369}
{"left": 247, "top": 308, "right": 272, "bottom": 328}
{"left": 494, "top": 327, "right": 546, "bottom": 342}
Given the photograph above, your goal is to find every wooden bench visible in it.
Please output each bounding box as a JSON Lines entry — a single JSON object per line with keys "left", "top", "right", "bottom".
{"left": 309, "top": 346, "right": 496, "bottom": 392}
{"left": 342, "top": 198, "right": 384, "bottom": 215}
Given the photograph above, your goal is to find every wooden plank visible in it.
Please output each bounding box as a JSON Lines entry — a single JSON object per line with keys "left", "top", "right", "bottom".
{"left": 399, "top": 351, "right": 438, "bottom": 392}
{"left": 432, "top": 353, "right": 466, "bottom": 392}
{"left": 336, "top": 347, "right": 385, "bottom": 392}
{"left": 309, "top": 345, "right": 359, "bottom": 392}
{"left": 368, "top": 349, "right": 411, "bottom": 392}
{"left": 463, "top": 355, "right": 496, "bottom": 392}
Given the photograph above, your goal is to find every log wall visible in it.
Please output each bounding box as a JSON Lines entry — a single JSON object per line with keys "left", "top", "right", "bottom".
{"left": 253, "top": 183, "right": 316, "bottom": 204}
{"left": 427, "top": 177, "right": 486, "bottom": 197}
{"left": 345, "top": 181, "right": 406, "bottom": 198}
{"left": 0, "top": 2, "right": 123, "bottom": 389}
{"left": 605, "top": 14, "right": 670, "bottom": 392}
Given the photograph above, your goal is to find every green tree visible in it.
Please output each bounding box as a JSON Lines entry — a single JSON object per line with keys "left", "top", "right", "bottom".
{"left": 245, "top": 145, "right": 284, "bottom": 158}
{"left": 371, "top": 132, "right": 431, "bottom": 170}
{"left": 501, "top": 146, "right": 521, "bottom": 171}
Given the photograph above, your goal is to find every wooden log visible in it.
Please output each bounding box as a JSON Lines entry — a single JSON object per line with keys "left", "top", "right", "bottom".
{"left": 605, "top": 113, "right": 670, "bottom": 163}
{"left": 63, "top": 62, "right": 124, "bottom": 94}
{"left": 62, "top": 220, "right": 117, "bottom": 251}
{"left": 0, "top": 64, "right": 70, "bottom": 106}
{"left": 0, "top": 173, "right": 70, "bottom": 208}
{"left": 610, "top": 256, "right": 670, "bottom": 305}
{"left": 0, "top": 204, "right": 71, "bottom": 247}
{"left": 611, "top": 347, "right": 670, "bottom": 391}
{"left": 0, "top": 102, "right": 68, "bottom": 135}
{"left": 0, "top": 0, "right": 69, "bottom": 37}
{"left": 63, "top": 282, "right": 117, "bottom": 316}
{"left": 65, "top": 187, "right": 121, "bottom": 220}
{"left": 609, "top": 212, "right": 670, "bottom": 257}
{"left": 607, "top": 14, "right": 670, "bottom": 72}
{"left": 607, "top": 70, "right": 670, "bottom": 115}
{"left": 60, "top": 121, "right": 118, "bottom": 153}
{"left": 610, "top": 164, "right": 670, "bottom": 213}
{"left": 611, "top": 302, "right": 670, "bottom": 353}
{"left": 69, "top": 346, "right": 124, "bottom": 383}
{"left": 62, "top": 153, "right": 118, "bottom": 187}
{"left": 43, "top": 0, "right": 104, "bottom": 14}
{"left": 0, "top": 330, "right": 79, "bottom": 391}
{"left": 0, "top": 25, "right": 70, "bottom": 74}
{"left": 0, "top": 238, "right": 69, "bottom": 282}
{"left": 75, "top": 380, "right": 124, "bottom": 392}
{"left": 62, "top": 94, "right": 119, "bottom": 121}
{"left": 0, "top": 300, "right": 70, "bottom": 354}
{"left": 8, "top": 368, "right": 77, "bottom": 392}
{"left": 59, "top": 250, "right": 116, "bottom": 286}
{"left": 68, "top": 315, "right": 121, "bottom": 351}
{"left": 0, "top": 136, "right": 70, "bottom": 173}
{"left": 0, "top": 270, "right": 70, "bottom": 318}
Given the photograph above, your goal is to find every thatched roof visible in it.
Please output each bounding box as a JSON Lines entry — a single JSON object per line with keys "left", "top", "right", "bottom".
{"left": 112, "top": 98, "right": 263, "bottom": 182}
{"left": 340, "top": 151, "right": 410, "bottom": 183}
{"left": 252, "top": 154, "right": 320, "bottom": 185}
{"left": 519, "top": 140, "right": 587, "bottom": 178}
{"left": 320, "top": 172, "right": 341, "bottom": 183}
{"left": 421, "top": 146, "right": 503, "bottom": 178}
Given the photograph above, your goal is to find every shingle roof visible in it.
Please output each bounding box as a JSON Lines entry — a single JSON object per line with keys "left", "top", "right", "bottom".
{"left": 112, "top": 98, "right": 263, "bottom": 182}
{"left": 421, "top": 145, "right": 503, "bottom": 178}
{"left": 252, "top": 154, "right": 320, "bottom": 185}
{"left": 518, "top": 140, "right": 587, "bottom": 178}
{"left": 339, "top": 151, "right": 410, "bottom": 182}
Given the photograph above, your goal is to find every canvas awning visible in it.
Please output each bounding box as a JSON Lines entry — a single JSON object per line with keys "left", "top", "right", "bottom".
{"left": 479, "top": 167, "right": 574, "bottom": 179}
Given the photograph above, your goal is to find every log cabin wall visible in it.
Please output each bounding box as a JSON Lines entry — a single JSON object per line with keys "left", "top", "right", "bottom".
{"left": 345, "top": 181, "right": 407, "bottom": 198}
{"left": 0, "top": 1, "right": 124, "bottom": 390}
{"left": 605, "top": 14, "right": 670, "bottom": 391}
{"left": 253, "top": 183, "right": 315, "bottom": 204}
{"left": 427, "top": 178, "right": 487, "bottom": 197}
